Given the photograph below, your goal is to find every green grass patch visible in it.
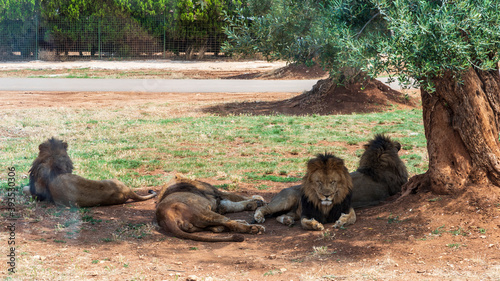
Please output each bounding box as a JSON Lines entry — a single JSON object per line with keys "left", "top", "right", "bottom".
{"left": 0, "top": 106, "right": 426, "bottom": 194}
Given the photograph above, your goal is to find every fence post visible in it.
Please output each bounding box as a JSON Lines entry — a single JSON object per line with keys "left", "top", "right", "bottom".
{"left": 98, "top": 17, "right": 101, "bottom": 60}
{"left": 35, "top": 14, "right": 39, "bottom": 60}
{"left": 163, "top": 14, "right": 166, "bottom": 58}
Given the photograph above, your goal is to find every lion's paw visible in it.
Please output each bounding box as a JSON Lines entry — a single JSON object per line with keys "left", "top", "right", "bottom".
{"left": 249, "top": 224, "right": 265, "bottom": 234}
{"left": 301, "top": 218, "right": 324, "bottom": 231}
{"left": 218, "top": 205, "right": 228, "bottom": 215}
{"left": 251, "top": 195, "right": 265, "bottom": 202}
{"left": 277, "top": 215, "right": 295, "bottom": 226}
{"left": 314, "top": 222, "right": 325, "bottom": 231}
{"left": 333, "top": 213, "right": 349, "bottom": 228}
{"left": 245, "top": 201, "right": 261, "bottom": 211}
{"left": 253, "top": 208, "right": 266, "bottom": 223}
{"left": 333, "top": 221, "right": 343, "bottom": 228}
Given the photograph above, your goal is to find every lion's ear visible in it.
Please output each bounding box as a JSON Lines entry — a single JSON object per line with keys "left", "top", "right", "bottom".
{"left": 306, "top": 158, "right": 321, "bottom": 180}
{"left": 38, "top": 142, "right": 48, "bottom": 151}
{"left": 394, "top": 142, "right": 401, "bottom": 151}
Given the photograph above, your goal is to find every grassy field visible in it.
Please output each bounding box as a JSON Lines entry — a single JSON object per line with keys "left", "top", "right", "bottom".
{"left": 0, "top": 105, "right": 427, "bottom": 192}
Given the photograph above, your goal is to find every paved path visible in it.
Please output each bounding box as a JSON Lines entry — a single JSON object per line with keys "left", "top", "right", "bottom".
{"left": 0, "top": 78, "right": 319, "bottom": 93}
{"left": 0, "top": 77, "right": 405, "bottom": 93}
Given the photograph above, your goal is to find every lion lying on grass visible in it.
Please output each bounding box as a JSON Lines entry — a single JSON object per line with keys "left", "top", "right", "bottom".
{"left": 156, "top": 174, "right": 265, "bottom": 242}
{"left": 24, "top": 137, "right": 157, "bottom": 207}
{"left": 350, "top": 134, "right": 409, "bottom": 208}
{"left": 253, "top": 153, "right": 356, "bottom": 231}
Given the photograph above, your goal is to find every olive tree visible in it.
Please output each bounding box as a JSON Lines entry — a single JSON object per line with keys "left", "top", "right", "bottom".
{"left": 375, "top": 0, "right": 500, "bottom": 194}
{"left": 226, "top": 0, "right": 500, "bottom": 195}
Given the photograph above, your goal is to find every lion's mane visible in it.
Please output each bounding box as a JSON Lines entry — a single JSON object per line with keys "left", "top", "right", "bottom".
{"left": 29, "top": 137, "right": 74, "bottom": 202}
{"left": 351, "top": 134, "right": 409, "bottom": 208}
{"left": 300, "top": 153, "right": 353, "bottom": 224}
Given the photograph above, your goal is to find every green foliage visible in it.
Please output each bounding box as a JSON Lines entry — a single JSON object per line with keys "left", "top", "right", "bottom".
{"left": 0, "top": 0, "right": 38, "bottom": 56}
{"left": 224, "top": 0, "right": 327, "bottom": 63}
{"left": 1, "top": 0, "right": 242, "bottom": 58}
{"left": 227, "top": 0, "right": 500, "bottom": 89}
{"left": 224, "top": 0, "right": 384, "bottom": 81}
{"left": 373, "top": 0, "right": 500, "bottom": 90}
{"left": 0, "top": 0, "right": 37, "bottom": 21}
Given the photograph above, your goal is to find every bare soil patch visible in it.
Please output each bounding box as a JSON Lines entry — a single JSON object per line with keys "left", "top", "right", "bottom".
{"left": 2, "top": 63, "right": 499, "bottom": 280}
{"left": 207, "top": 77, "right": 416, "bottom": 116}
{"left": 11, "top": 181, "right": 500, "bottom": 280}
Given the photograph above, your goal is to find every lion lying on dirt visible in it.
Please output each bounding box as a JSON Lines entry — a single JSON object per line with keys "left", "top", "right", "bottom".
{"left": 253, "top": 153, "right": 356, "bottom": 231}
{"left": 350, "top": 134, "right": 409, "bottom": 208}
{"left": 156, "top": 174, "right": 265, "bottom": 242}
{"left": 24, "top": 137, "right": 157, "bottom": 207}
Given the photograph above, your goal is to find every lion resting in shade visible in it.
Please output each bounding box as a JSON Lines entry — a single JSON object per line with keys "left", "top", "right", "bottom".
{"left": 156, "top": 174, "right": 265, "bottom": 242}
{"left": 24, "top": 137, "right": 157, "bottom": 207}
{"left": 253, "top": 153, "right": 356, "bottom": 231}
{"left": 350, "top": 134, "right": 409, "bottom": 208}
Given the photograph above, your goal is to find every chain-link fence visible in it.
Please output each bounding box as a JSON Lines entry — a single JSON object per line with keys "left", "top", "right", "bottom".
{"left": 0, "top": 12, "right": 228, "bottom": 61}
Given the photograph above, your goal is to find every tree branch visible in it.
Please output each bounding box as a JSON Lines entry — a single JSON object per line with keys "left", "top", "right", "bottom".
{"left": 355, "top": 12, "right": 380, "bottom": 39}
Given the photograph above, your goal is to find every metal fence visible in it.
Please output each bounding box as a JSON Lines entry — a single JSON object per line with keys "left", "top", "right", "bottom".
{"left": 0, "top": 13, "right": 228, "bottom": 61}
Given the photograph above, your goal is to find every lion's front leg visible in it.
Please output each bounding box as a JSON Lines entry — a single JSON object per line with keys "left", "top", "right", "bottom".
{"left": 333, "top": 207, "right": 356, "bottom": 228}
{"left": 300, "top": 217, "right": 325, "bottom": 231}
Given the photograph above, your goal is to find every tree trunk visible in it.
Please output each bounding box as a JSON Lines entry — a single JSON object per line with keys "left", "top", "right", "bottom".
{"left": 404, "top": 67, "right": 500, "bottom": 195}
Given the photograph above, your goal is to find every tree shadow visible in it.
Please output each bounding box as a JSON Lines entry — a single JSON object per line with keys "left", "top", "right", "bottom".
{"left": 204, "top": 78, "right": 414, "bottom": 116}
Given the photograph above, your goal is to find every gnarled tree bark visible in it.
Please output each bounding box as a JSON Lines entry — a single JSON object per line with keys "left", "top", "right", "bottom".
{"left": 403, "top": 66, "right": 500, "bottom": 195}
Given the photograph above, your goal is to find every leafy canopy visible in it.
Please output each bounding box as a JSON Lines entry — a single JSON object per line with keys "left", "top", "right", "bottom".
{"left": 225, "top": 0, "right": 500, "bottom": 90}
{"left": 375, "top": 0, "right": 500, "bottom": 90}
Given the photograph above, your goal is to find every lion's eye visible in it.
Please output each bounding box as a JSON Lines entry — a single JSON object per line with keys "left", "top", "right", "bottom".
{"left": 330, "top": 180, "right": 336, "bottom": 185}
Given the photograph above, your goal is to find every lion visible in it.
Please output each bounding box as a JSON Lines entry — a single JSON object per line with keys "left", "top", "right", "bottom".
{"left": 350, "top": 134, "right": 409, "bottom": 208}
{"left": 155, "top": 174, "right": 266, "bottom": 242}
{"left": 24, "top": 137, "right": 157, "bottom": 207}
{"left": 253, "top": 153, "right": 356, "bottom": 231}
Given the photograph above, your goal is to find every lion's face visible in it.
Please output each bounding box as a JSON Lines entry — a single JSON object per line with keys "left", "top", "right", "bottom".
{"left": 303, "top": 153, "right": 353, "bottom": 209}
{"left": 309, "top": 170, "right": 345, "bottom": 206}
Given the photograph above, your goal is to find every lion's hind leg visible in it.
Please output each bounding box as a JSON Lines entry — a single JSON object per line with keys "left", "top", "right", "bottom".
{"left": 206, "top": 212, "right": 265, "bottom": 234}
{"left": 333, "top": 207, "right": 356, "bottom": 228}
{"left": 180, "top": 221, "right": 204, "bottom": 233}
{"left": 208, "top": 225, "right": 227, "bottom": 233}
{"left": 219, "top": 196, "right": 265, "bottom": 214}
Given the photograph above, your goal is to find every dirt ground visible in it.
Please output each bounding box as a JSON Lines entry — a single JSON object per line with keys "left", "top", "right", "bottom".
{"left": 2, "top": 62, "right": 500, "bottom": 280}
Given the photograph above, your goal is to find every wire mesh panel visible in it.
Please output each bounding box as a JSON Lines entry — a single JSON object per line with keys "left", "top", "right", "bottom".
{"left": 0, "top": 8, "right": 228, "bottom": 61}
{"left": 0, "top": 16, "right": 39, "bottom": 60}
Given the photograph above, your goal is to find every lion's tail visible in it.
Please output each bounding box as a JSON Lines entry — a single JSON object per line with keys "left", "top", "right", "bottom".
{"left": 127, "top": 190, "right": 158, "bottom": 202}
{"left": 160, "top": 218, "right": 244, "bottom": 243}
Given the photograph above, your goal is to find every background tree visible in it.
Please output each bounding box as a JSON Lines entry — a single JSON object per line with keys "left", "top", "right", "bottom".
{"left": 0, "top": 0, "right": 241, "bottom": 58}
{"left": 226, "top": 0, "right": 500, "bottom": 195}
{"left": 0, "top": 0, "right": 37, "bottom": 57}
{"left": 224, "top": 0, "right": 385, "bottom": 83}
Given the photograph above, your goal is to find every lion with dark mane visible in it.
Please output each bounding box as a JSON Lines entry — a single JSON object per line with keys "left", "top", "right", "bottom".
{"left": 155, "top": 174, "right": 265, "bottom": 242}
{"left": 351, "top": 134, "right": 409, "bottom": 208}
{"left": 24, "top": 137, "right": 157, "bottom": 207}
{"left": 253, "top": 153, "right": 356, "bottom": 231}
